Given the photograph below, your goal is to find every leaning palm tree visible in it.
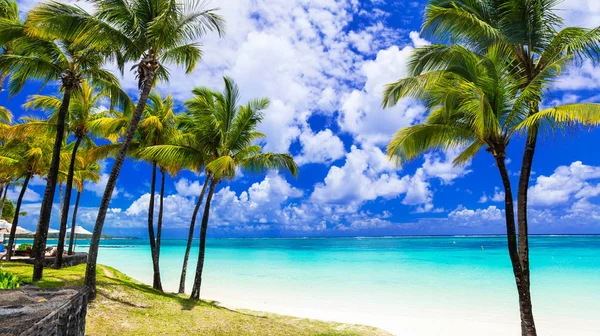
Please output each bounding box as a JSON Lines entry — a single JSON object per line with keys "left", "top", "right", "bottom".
{"left": 140, "top": 77, "right": 298, "bottom": 298}
{"left": 31, "top": 0, "right": 228, "bottom": 297}
{"left": 1, "top": 5, "right": 130, "bottom": 281}
{"left": 0, "top": 132, "right": 53, "bottom": 260}
{"left": 417, "top": 2, "right": 600, "bottom": 334}
{"left": 383, "top": 42, "right": 600, "bottom": 335}
{"left": 22, "top": 81, "right": 131, "bottom": 268}
{"left": 68, "top": 151, "right": 100, "bottom": 255}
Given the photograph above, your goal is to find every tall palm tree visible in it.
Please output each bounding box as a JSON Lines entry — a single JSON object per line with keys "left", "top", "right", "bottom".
{"left": 0, "top": 132, "right": 53, "bottom": 260}
{"left": 22, "top": 81, "right": 131, "bottom": 268}
{"left": 68, "top": 151, "right": 100, "bottom": 255}
{"left": 136, "top": 91, "right": 179, "bottom": 291}
{"left": 0, "top": 4, "right": 129, "bottom": 281}
{"left": 407, "top": 2, "right": 600, "bottom": 334}
{"left": 140, "top": 77, "right": 298, "bottom": 298}
{"left": 32, "top": 0, "right": 228, "bottom": 297}
{"left": 383, "top": 43, "right": 600, "bottom": 335}
{"left": 137, "top": 108, "right": 209, "bottom": 294}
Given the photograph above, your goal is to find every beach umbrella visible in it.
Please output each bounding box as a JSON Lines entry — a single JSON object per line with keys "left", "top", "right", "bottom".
{"left": 0, "top": 219, "right": 11, "bottom": 229}
{"left": 0, "top": 220, "right": 31, "bottom": 234}
{"left": 67, "top": 226, "right": 92, "bottom": 235}
{"left": 47, "top": 228, "right": 60, "bottom": 234}
{"left": 67, "top": 226, "right": 92, "bottom": 253}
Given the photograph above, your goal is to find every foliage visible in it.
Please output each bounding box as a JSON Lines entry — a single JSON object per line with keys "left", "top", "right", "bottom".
{"left": 1, "top": 199, "right": 14, "bottom": 221}
{"left": 0, "top": 268, "right": 21, "bottom": 289}
{"left": 16, "top": 243, "right": 31, "bottom": 251}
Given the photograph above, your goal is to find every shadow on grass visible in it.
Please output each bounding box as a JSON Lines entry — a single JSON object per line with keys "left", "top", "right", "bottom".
{"left": 98, "top": 272, "right": 218, "bottom": 311}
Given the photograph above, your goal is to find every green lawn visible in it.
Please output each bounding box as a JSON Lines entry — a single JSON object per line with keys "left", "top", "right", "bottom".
{"left": 0, "top": 262, "right": 391, "bottom": 336}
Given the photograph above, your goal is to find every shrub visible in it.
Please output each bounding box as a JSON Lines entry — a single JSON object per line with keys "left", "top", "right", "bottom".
{"left": 17, "top": 243, "right": 32, "bottom": 251}
{"left": 0, "top": 269, "right": 22, "bottom": 289}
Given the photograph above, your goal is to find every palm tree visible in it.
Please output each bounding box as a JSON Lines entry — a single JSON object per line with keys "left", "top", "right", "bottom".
{"left": 137, "top": 106, "right": 209, "bottom": 294}
{"left": 32, "top": 0, "right": 228, "bottom": 297}
{"left": 68, "top": 151, "right": 100, "bottom": 255}
{"left": 408, "top": 2, "right": 600, "bottom": 334}
{"left": 0, "top": 4, "right": 130, "bottom": 281}
{"left": 22, "top": 81, "right": 131, "bottom": 268}
{"left": 136, "top": 91, "right": 179, "bottom": 291}
{"left": 383, "top": 42, "right": 600, "bottom": 335}
{"left": 0, "top": 132, "right": 53, "bottom": 260}
{"left": 140, "top": 77, "right": 298, "bottom": 298}
{"left": 0, "top": 0, "right": 22, "bottom": 92}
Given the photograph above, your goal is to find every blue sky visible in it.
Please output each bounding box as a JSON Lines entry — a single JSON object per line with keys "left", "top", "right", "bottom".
{"left": 4, "top": 0, "right": 600, "bottom": 238}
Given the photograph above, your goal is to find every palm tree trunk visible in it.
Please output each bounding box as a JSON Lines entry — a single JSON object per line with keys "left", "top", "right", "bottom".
{"left": 178, "top": 177, "right": 209, "bottom": 294}
{"left": 190, "top": 178, "right": 218, "bottom": 300}
{"left": 516, "top": 130, "right": 538, "bottom": 336}
{"left": 6, "top": 174, "right": 31, "bottom": 261}
{"left": 147, "top": 162, "right": 163, "bottom": 291}
{"left": 495, "top": 153, "right": 537, "bottom": 336}
{"left": 0, "top": 183, "right": 9, "bottom": 219}
{"left": 0, "top": 71, "right": 6, "bottom": 93}
{"left": 84, "top": 66, "right": 156, "bottom": 299}
{"left": 156, "top": 168, "right": 165, "bottom": 261}
{"left": 59, "top": 183, "right": 64, "bottom": 223}
{"left": 32, "top": 85, "right": 74, "bottom": 281}
{"left": 68, "top": 189, "right": 82, "bottom": 255}
{"left": 55, "top": 137, "right": 83, "bottom": 268}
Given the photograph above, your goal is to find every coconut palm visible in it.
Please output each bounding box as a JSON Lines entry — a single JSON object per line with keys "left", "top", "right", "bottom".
{"left": 139, "top": 77, "right": 298, "bottom": 298}
{"left": 68, "top": 151, "right": 100, "bottom": 255}
{"left": 399, "top": 2, "right": 600, "bottom": 334}
{"left": 136, "top": 91, "right": 179, "bottom": 291}
{"left": 0, "top": 4, "right": 131, "bottom": 281}
{"left": 0, "top": 0, "right": 22, "bottom": 92}
{"left": 31, "top": 0, "right": 228, "bottom": 297}
{"left": 383, "top": 41, "right": 600, "bottom": 335}
{"left": 0, "top": 132, "right": 53, "bottom": 260}
{"left": 22, "top": 81, "right": 131, "bottom": 268}
{"left": 137, "top": 108, "right": 209, "bottom": 294}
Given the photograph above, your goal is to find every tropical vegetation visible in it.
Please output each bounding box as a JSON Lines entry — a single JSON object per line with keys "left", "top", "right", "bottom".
{"left": 383, "top": 1, "right": 600, "bottom": 335}
{"left": 0, "top": 0, "right": 599, "bottom": 335}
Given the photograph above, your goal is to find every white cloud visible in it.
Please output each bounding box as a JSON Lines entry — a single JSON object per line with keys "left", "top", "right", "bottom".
{"left": 421, "top": 148, "right": 472, "bottom": 185}
{"left": 310, "top": 145, "right": 432, "bottom": 207}
{"left": 448, "top": 205, "right": 504, "bottom": 222}
{"left": 559, "top": 0, "right": 600, "bottom": 29}
{"left": 338, "top": 42, "right": 428, "bottom": 146}
{"left": 490, "top": 187, "right": 505, "bottom": 202}
{"left": 528, "top": 161, "right": 600, "bottom": 207}
{"left": 295, "top": 129, "right": 346, "bottom": 165}
{"left": 85, "top": 172, "right": 120, "bottom": 198}
{"left": 175, "top": 178, "right": 207, "bottom": 198}
{"left": 6, "top": 186, "right": 41, "bottom": 202}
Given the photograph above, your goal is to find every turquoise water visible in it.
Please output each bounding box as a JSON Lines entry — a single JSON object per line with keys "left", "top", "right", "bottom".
{"left": 29, "top": 236, "right": 600, "bottom": 335}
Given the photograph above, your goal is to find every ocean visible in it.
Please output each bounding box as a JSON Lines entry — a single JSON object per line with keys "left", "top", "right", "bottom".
{"left": 21, "top": 236, "right": 600, "bottom": 335}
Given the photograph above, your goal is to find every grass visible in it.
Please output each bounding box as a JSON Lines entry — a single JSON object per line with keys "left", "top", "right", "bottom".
{"left": 0, "top": 262, "right": 391, "bottom": 336}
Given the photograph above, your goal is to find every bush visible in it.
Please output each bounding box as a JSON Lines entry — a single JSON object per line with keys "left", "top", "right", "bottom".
{"left": 0, "top": 269, "right": 21, "bottom": 289}
{"left": 17, "top": 243, "right": 32, "bottom": 251}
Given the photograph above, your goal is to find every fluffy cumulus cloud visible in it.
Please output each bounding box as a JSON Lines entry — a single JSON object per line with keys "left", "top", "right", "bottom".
{"left": 448, "top": 205, "right": 504, "bottom": 223}
{"left": 294, "top": 129, "right": 346, "bottom": 165}
{"left": 310, "top": 145, "right": 431, "bottom": 206}
{"left": 338, "top": 37, "right": 428, "bottom": 146}
{"left": 528, "top": 161, "right": 600, "bottom": 207}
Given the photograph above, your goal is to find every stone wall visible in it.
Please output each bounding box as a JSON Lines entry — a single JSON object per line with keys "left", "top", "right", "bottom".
{"left": 19, "top": 287, "right": 89, "bottom": 336}
{"left": 21, "top": 253, "right": 88, "bottom": 268}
